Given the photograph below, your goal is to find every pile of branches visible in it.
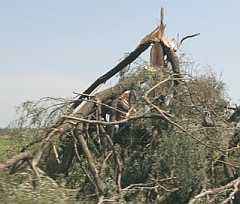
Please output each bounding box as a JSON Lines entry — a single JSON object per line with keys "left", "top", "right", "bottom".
{"left": 1, "top": 7, "right": 240, "bottom": 204}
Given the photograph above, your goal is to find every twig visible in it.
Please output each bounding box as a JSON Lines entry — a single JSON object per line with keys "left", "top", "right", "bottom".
{"left": 178, "top": 33, "right": 200, "bottom": 49}
{"left": 100, "top": 151, "right": 113, "bottom": 177}
{"left": 99, "top": 125, "right": 122, "bottom": 194}
{"left": 74, "top": 92, "right": 127, "bottom": 116}
{"left": 188, "top": 177, "right": 240, "bottom": 204}
{"left": 155, "top": 187, "right": 179, "bottom": 203}
{"left": 62, "top": 113, "right": 165, "bottom": 126}
{"left": 223, "top": 178, "right": 240, "bottom": 203}
{"left": 216, "top": 159, "right": 240, "bottom": 169}
{"left": 142, "top": 75, "right": 227, "bottom": 152}
{"left": 72, "top": 134, "right": 96, "bottom": 189}
{"left": 73, "top": 91, "right": 95, "bottom": 98}
{"left": 53, "top": 145, "right": 60, "bottom": 164}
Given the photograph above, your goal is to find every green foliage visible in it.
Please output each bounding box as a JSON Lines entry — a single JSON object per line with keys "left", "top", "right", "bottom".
{"left": 13, "top": 97, "right": 71, "bottom": 129}
{"left": 0, "top": 170, "right": 77, "bottom": 204}
{"left": 66, "top": 58, "right": 234, "bottom": 203}
{"left": 2, "top": 53, "right": 238, "bottom": 203}
{"left": 109, "top": 55, "right": 233, "bottom": 203}
{"left": 0, "top": 137, "right": 20, "bottom": 161}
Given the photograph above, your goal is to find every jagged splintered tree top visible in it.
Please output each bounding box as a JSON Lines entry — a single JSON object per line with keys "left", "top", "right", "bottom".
{"left": 71, "top": 7, "right": 200, "bottom": 110}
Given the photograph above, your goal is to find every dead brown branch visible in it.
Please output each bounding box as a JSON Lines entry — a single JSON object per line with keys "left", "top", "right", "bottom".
{"left": 62, "top": 113, "right": 164, "bottom": 126}
{"left": 1, "top": 7, "right": 233, "bottom": 204}
{"left": 75, "top": 128, "right": 105, "bottom": 203}
{"left": 178, "top": 33, "right": 200, "bottom": 49}
{"left": 71, "top": 37, "right": 154, "bottom": 110}
{"left": 102, "top": 177, "right": 177, "bottom": 203}
{"left": 0, "top": 150, "right": 35, "bottom": 171}
{"left": 188, "top": 177, "right": 240, "bottom": 204}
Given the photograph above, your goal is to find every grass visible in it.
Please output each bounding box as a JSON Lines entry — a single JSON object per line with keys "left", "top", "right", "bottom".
{"left": 0, "top": 135, "right": 20, "bottom": 161}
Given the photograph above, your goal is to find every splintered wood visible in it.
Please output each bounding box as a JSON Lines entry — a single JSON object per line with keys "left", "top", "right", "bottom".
{"left": 145, "top": 7, "right": 177, "bottom": 72}
{"left": 144, "top": 7, "right": 199, "bottom": 72}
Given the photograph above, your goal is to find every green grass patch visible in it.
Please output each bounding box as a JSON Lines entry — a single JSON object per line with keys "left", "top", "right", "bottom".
{"left": 0, "top": 136, "right": 20, "bottom": 160}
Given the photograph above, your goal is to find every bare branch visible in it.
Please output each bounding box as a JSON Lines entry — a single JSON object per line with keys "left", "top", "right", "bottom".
{"left": 53, "top": 145, "right": 61, "bottom": 164}
{"left": 71, "top": 36, "right": 154, "bottom": 110}
{"left": 178, "top": 33, "right": 200, "bottom": 49}
{"left": 62, "top": 113, "right": 165, "bottom": 126}
{"left": 0, "top": 150, "right": 35, "bottom": 170}
{"left": 188, "top": 177, "right": 240, "bottom": 204}
{"left": 75, "top": 129, "right": 105, "bottom": 202}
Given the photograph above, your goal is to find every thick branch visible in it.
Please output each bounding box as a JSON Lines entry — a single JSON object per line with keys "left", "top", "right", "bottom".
{"left": 0, "top": 150, "right": 35, "bottom": 171}
{"left": 188, "top": 177, "right": 240, "bottom": 204}
{"left": 71, "top": 40, "right": 153, "bottom": 109}
{"left": 162, "top": 43, "right": 180, "bottom": 85}
{"left": 155, "top": 188, "right": 179, "bottom": 203}
{"left": 62, "top": 113, "right": 165, "bottom": 126}
{"left": 0, "top": 122, "right": 74, "bottom": 173}
{"left": 75, "top": 129, "right": 105, "bottom": 202}
{"left": 72, "top": 76, "right": 133, "bottom": 120}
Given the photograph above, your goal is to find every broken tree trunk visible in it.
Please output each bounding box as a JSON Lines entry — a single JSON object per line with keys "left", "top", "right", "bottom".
{"left": 0, "top": 7, "right": 201, "bottom": 190}
{"left": 0, "top": 7, "right": 205, "bottom": 203}
{"left": 0, "top": 76, "right": 134, "bottom": 172}
{"left": 71, "top": 38, "right": 152, "bottom": 110}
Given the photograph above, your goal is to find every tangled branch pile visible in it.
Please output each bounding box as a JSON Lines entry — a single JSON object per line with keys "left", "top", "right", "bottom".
{"left": 1, "top": 8, "right": 240, "bottom": 204}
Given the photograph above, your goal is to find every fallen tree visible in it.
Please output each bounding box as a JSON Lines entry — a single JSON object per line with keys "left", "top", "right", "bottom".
{"left": 1, "top": 7, "right": 240, "bottom": 204}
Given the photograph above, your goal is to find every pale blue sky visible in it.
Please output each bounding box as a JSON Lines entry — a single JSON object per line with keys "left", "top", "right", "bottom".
{"left": 1, "top": 0, "right": 240, "bottom": 127}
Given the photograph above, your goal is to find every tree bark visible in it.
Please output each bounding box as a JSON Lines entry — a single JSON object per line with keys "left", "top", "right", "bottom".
{"left": 75, "top": 128, "right": 105, "bottom": 202}
{"left": 71, "top": 40, "right": 153, "bottom": 109}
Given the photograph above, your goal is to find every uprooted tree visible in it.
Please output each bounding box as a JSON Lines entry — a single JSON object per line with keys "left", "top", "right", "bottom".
{"left": 1, "top": 8, "right": 240, "bottom": 204}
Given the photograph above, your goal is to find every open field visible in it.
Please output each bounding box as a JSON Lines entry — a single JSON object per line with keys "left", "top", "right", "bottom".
{"left": 0, "top": 135, "right": 20, "bottom": 160}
